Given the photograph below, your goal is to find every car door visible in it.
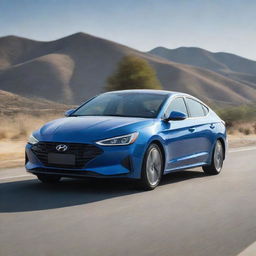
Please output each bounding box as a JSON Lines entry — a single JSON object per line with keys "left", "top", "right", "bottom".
{"left": 183, "top": 97, "right": 212, "bottom": 165}
{"left": 161, "top": 97, "right": 197, "bottom": 171}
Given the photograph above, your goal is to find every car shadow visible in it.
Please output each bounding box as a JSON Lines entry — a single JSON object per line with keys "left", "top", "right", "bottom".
{"left": 160, "top": 169, "right": 205, "bottom": 186}
{"left": 0, "top": 170, "right": 205, "bottom": 213}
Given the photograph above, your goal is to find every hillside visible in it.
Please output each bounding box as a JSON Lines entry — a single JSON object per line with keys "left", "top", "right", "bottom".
{"left": 0, "top": 90, "right": 73, "bottom": 155}
{"left": 0, "top": 33, "right": 256, "bottom": 106}
{"left": 0, "top": 90, "right": 69, "bottom": 116}
{"left": 149, "top": 47, "right": 256, "bottom": 91}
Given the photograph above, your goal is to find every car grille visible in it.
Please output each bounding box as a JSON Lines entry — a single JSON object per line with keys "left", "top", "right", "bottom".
{"left": 31, "top": 142, "right": 103, "bottom": 169}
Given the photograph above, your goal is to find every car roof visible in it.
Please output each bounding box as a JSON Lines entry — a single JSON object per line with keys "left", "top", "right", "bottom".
{"left": 104, "top": 89, "right": 182, "bottom": 96}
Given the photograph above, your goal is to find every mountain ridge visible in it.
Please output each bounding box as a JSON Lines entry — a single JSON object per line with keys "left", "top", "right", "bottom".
{"left": 149, "top": 46, "right": 256, "bottom": 85}
{"left": 0, "top": 32, "right": 256, "bottom": 106}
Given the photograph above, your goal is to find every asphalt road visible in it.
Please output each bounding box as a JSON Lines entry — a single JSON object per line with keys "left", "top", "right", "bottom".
{"left": 1, "top": 147, "right": 256, "bottom": 256}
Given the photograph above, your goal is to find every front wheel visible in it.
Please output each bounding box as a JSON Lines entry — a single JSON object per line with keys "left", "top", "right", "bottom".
{"left": 138, "top": 143, "right": 163, "bottom": 190}
{"left": 37, "top": 174, "right": 61, "bottom": 183}
{"left": 203, "top": 140, "right": 224, "bottom": 175}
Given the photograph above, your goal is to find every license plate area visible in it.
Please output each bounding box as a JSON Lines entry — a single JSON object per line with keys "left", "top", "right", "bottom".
{"left": 48, "top": 153, "right": 75, "bottom": 166}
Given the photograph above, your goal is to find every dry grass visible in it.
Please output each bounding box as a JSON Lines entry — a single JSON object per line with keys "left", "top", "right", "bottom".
{"left": 0, "top": 112, "right": 62, "bottom": 141}
{"left": 227, "top": 122, "right": 256, "bottom": 136}
{"left": 0, "top": 140, "right": 25, "bottom": 169}
{"left": 0, "top": 91, "right": 75, "bottom": 168}
{"left": 0, "top": 111, "right": 65, "bottom": 169}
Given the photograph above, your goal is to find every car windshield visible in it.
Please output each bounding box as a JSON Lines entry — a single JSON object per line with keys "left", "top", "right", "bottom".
{"left": 71, "top": 93, "right": 168, "bottom": 118}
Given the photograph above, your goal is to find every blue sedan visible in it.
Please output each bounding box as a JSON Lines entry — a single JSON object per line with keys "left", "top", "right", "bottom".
{"left": 25, "top": 90, "right": 227, "bottom": 190}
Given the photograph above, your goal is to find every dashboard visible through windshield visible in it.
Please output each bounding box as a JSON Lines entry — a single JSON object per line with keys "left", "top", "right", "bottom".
{"left": 72, "top": 93, "right": 168, "bottom": 118}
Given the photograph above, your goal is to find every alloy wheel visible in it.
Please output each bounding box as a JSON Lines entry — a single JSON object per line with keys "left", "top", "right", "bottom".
{"left": 146, "top": 147, "right": 162, "bottom": 186}
{"left": 214, "top": 141, "right": 224, "bottom": 172}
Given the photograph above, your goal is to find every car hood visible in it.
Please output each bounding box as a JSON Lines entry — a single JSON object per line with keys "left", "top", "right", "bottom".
{"left": 35, "top": 116, "right": 154, "bottom": 143}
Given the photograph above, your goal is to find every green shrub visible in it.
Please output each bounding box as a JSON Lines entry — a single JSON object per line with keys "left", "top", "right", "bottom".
{"left": 105, "top": 55, "right": 162, "bottom": 91}
{"left": 217, "top": 104, "right": 256, "bottom": 127}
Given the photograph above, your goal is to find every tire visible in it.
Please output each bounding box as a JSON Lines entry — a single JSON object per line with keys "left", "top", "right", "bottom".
{"left": 138, "top": 143, "right": 163, "bottom": 190}
{"left": 203, "top": 140, "right": 224, "bottom": 175}
{"left": 37, "top": 174, "right": 61, "bottom": 183}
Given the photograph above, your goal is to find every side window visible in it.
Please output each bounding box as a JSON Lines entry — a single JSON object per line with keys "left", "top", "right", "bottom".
{"left": 165, "top": 97, "right": 188, "bottom": 117}
{"left": 186, "top": 98, "right": 205, "bottom": 117}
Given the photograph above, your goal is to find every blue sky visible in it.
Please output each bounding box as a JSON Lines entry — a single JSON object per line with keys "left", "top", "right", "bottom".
{"left": 0, "top": 0, "right": 256, "bottom": 59}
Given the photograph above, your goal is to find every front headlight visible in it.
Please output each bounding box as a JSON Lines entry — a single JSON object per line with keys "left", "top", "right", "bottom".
{"left": 28, "top": 134, "right": 39, "bottom": 145}
{"left": 96, "top": 132, "right": 139, "bottom": 146}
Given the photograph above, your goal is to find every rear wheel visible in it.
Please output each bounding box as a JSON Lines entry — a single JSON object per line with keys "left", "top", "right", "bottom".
{"left": 37, "top": 174, "right": 61, "bottom": 183}
{"left": 138, "top": 143, "right": 163, "bottom": 190}
{"left": 203, "top": 140, "right": 224, "bottom": 175}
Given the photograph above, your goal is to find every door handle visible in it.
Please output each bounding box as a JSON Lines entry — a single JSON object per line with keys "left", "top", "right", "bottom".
{"left": 189, "top": 127, "right": 195, "bottom": 132}
{"left": 210, "top": 124, "right": 215, "bottom": 129}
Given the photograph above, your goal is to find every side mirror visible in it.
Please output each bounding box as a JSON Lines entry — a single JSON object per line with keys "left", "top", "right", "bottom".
{"left": 65, "top": 109, "right": 75, "bottom": 117}
{"left": 165, "top": 111, "right": 187, "bottom": 121}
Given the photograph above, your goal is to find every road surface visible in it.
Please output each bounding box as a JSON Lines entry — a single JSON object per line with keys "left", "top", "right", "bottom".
{"left": 0, "top": 147, "right": 256, "bottom": 256}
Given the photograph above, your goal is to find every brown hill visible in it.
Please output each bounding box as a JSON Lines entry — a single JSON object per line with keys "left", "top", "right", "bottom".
{"left": 149, "top": 47, "right": 256, "bottom": 74}
{"left": 0, "top": 90, "right": 72, "bottom": 143}
{"left": 0, "top": 89, "right": 69, "bottom": 116}
{"left": 0, "top": 33, "right": 256, "bottom": 106}
{"left": 149, "top": 47, "right": 256, "bottom": 90}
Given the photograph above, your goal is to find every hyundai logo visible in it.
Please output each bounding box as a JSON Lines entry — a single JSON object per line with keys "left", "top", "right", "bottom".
{"left": 56, "top": 144, "right": 68, "bottom": 152}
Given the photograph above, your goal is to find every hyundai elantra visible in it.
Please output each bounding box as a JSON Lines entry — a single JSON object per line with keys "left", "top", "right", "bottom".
{"left": 26, "top": 90, "right": 227, "bottom": 190}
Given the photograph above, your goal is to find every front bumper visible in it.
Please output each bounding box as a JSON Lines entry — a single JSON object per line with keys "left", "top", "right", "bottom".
{"left": 25, "top": 142, "right": 143, "bottom": 179}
